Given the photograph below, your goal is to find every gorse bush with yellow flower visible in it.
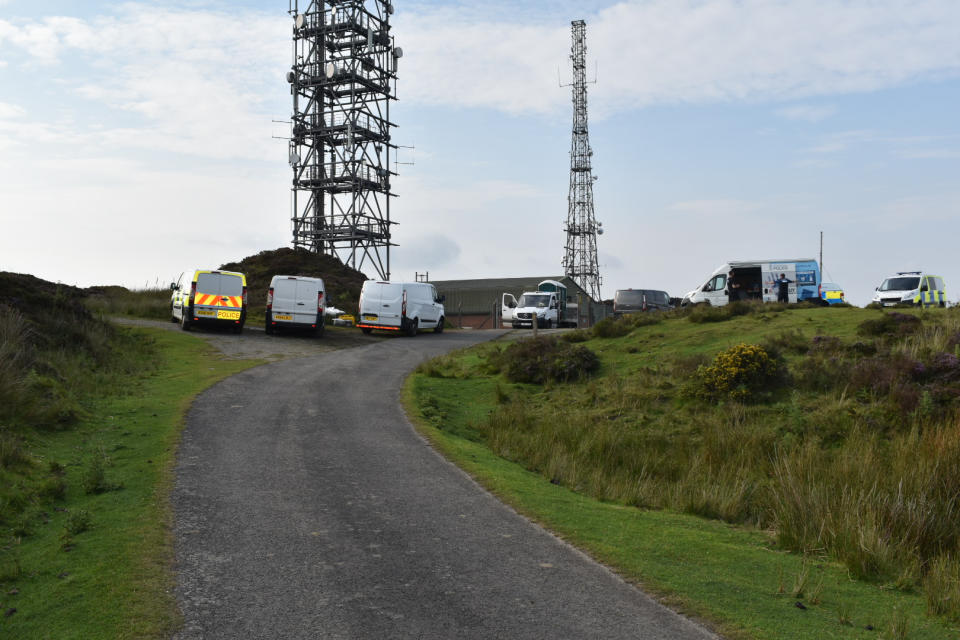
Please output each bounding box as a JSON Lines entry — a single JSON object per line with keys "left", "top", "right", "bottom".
{"left": 694, "top": 343, "right": 785, "bottom": 401}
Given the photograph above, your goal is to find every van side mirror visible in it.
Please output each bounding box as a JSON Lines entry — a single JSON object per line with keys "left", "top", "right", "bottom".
{"left": 439, "top": 294, "right": 446, "bottom": 303}
{"left": 170, "top": 282, "right": 178, "bottom": 291}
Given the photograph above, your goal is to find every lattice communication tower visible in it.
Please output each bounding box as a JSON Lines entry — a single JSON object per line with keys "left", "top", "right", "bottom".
{"left": 287, "top": 0, "right": 401, "bottom": 279}
{"left": 562, "top": 19, "right": 602, "bottom": 301}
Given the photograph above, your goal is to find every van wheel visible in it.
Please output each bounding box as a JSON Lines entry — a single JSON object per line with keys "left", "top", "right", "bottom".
{"left": 265, "top": 323, "right": 274, "bottom": 335}
{"left": 233, "top": 324, "right": 243, "bottom": 335}
{"left": 314, "top": 322, "right": 325, "bottom": 337}
{"left": 434, "top": 317, "right": 444, "bottom": 334}
{"left": 180, "top": 310, "right": 190, "bottom": 331}
{"left": 170, "top": 304, "right": 178, "bottom": 323}
{"left": 361, "top": 326, "right": 373, "bottom": 334}
{"left": 406, "top": 318, "right": 418, "bottom": 337}
{"left": 545, "top": 319, "right": 553, "bottom": 329}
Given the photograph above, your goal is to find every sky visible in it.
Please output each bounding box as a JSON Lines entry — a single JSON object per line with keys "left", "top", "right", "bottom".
{"left": 1, "top": 0, "right": 959, "bottom": 306}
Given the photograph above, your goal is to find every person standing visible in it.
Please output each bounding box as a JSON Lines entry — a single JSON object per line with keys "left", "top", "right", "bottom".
{"left": 726, "top": 271, "right": 741, "bottom": 302}
{"left": 776, "top": 273, "right": 793, "bottom": 303}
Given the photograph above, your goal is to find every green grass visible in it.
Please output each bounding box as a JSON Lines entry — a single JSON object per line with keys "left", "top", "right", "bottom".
{"left": 0, "top": 328, "right": 259, "bottom": 638}
{"left": 404, "top": 303, "right": 960, "bottom": 639}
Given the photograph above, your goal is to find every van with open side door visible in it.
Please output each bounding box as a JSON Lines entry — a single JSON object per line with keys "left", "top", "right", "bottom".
{"left": 357, "top": 281, "right": 445, "bottom": 336}
{"left": 265, "top": 275, "right": 326, "bottom": 336}
{"left": 681, "top": 259, "right": 821, "bottom": 307}
{"left": 171, "top": 269, "right": 247, "bottom": 333}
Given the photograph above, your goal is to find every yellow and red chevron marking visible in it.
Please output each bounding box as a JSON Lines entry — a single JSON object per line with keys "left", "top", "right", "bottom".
{"left": 194, "top": 293, "right": 242, "bottom": 308}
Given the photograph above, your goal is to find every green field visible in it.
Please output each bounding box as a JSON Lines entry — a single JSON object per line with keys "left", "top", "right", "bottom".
{"left": 405, "top": 303, "right": 960, "bottom": 639}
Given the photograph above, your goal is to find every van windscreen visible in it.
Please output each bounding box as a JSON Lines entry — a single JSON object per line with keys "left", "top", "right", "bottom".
{"left": 880, "top": 277, "right": 919, "bottom": 292}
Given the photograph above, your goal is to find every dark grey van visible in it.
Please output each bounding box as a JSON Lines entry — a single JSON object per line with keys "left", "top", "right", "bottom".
{"left": 613, "top": 289, "right": 672, "bottom": 315}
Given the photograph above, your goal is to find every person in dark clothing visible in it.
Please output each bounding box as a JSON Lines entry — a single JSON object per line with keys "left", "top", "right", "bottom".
{"left": 726, "top": 271, "right": 741, "bottom": 302}
{"left": 776, "top": 273, "right": 793, "bottom": 303}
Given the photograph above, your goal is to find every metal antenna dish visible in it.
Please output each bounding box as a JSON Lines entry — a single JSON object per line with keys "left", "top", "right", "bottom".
{"left": 294, "top": 13, "right": 304, "bottom": 29}
{"left": 393, "top": 47, "right": 403, "bottom": 58}
{"left": 289, "top": 150, "right": 301, "bottom": 166}
{"left": 325, "top": 62, "right": 336, "bottom": 79}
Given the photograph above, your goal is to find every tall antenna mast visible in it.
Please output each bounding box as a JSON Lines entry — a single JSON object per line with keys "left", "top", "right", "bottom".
{"left": 562, "top": 19, "right": 602, "bottom": 301}
{"left": 287, "top": 0, "right": 401, "bottom": 279}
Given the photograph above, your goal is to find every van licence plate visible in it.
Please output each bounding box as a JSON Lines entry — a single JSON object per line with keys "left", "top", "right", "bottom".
{"left": 196, "top": 309, "right": 216, "bottom": 317}
{"left": 217, "top": 310, "right": 241, "bottom": 320}
{"left": 273, "top": 314, "right": 292, "bottom": 321}
{"left": 363, "top": 314, "right": 378, "bottom": 320}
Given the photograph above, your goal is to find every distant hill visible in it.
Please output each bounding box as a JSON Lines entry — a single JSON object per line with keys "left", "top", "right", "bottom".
{"left": 219, "top": 247, "right": 368, "bottom": 313}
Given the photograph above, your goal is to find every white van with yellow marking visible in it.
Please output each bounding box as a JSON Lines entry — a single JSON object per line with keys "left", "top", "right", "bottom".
{"left": 170, "top": 269, "right": 247, "bottom": 333}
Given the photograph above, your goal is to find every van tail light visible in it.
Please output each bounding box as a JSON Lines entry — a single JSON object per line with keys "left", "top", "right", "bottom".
{"left": 317, "top": 291, "right": 324, "bottom": 313}
{"left": 267, "top": 287, "right": 274, "bottom": 311}
{"left": 190, "top": 281, "right": 196, "bottom": 304}
{"left": 642, "top": 294, "right": 647, "bottom": 311}
{"left": 242, "top": 286, "right": 248, "bottom": 305}
{"left": 818, "top": 284, "right": 822, "bottom": 298}
{"left": 402, "top": 289, "right": 407, "bottom": 318}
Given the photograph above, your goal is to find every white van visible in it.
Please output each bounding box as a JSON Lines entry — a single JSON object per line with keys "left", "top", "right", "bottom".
{"left": 682, "top": 259, "right": 821, "bottom": 307}
{"left": 357, "top": 281, "right": 445, "bottom": 336}
{"left": 265, "top": 275, "right": 326, "bottom": 336}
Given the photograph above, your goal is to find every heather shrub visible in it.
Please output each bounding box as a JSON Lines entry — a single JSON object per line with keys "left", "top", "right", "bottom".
{"left": 858, "top": 312, "right": 921, "bottom": 338}
{"left": 694, "top": 344, "right": 785, "bottom": 401}
{"left": 560, "top": 329, "right": 590, "bottom": 343}
{"left": 499, "top": 336, "right": 600, "bottom": 384}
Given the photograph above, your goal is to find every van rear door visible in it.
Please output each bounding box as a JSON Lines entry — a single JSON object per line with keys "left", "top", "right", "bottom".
{"left": 272, "top": 277, "right": 319, "bottom": 325}
{"left": 195, "top": 272, "right": 243, "bottom": 321}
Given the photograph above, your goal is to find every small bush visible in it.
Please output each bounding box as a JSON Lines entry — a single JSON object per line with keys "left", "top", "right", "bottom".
{"left": 82, "top": 450, "right": 120, "bottom": 494}
{"left": 592, "top": 317, "right": 632, "bottom": 339}
{"left": 761, "top": 329, "right": 809, "bottom": 356}
{"left": 694, "top": 344, "right": 785, "bottom": 401}
{"left": 64, "top": 509, "right": 92, "bottom": 536}
{"left": 500, "top": 336, "right": 600, "bottom": 384}
{"left": 560, "top": 329, "right": 590, "bottom": 343}
{"left": 38, "top": 476, "right": 67, "bottom": 501}
{"left": 858, "top": 312, "right": 922, "bottom": 338}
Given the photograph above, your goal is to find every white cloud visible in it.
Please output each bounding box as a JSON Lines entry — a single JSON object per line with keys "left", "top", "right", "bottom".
{"left": 0, "top": 102, "right": 24, "bottom": 118}
{"left": 397, "top": 0, "right": 960, "bottom": 116}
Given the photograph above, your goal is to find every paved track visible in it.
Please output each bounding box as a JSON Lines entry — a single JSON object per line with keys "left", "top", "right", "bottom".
{"left": 173, "top": 331, "right": 717, "bottom": 639}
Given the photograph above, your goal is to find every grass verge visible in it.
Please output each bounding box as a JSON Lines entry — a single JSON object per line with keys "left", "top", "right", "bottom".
{"left": 0, "top": 328, "right": 260, "bottom": 638}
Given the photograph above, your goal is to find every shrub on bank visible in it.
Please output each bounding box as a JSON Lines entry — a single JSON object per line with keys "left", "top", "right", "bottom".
{"left": 491, "top": 336, "right": 599, "bottom": 384}
{"left": 693, "top": 343, "right": 785, "bottom": 401}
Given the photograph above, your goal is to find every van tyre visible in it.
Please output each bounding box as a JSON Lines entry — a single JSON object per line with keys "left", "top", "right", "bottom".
{"left": 314, "top": 322, "right": 325, "bottom": 337}
{"left": 180, "top": 312, "right": 190, "bottom": 331}
{"left": 361, "top": 326, "right": 373, "bottom": 334}
{"left": 406, "top": 318, "right": 418, "bottom": 337}
{"left": 170, "top": 303, "right": 178, "bottom": 323}
{"left": 434, "top": 317, "right": 444, "bottom": 334}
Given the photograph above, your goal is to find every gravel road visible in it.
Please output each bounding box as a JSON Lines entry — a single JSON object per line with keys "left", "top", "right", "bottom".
{"left": 153, "top": 321, "right": 716, "bottom": 639}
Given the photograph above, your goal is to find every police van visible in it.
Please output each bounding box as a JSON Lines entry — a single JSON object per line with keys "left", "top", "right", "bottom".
{"left": 871, "top": 271, "right": 946, "bottom": 307}
{"left": 171, "top": 269, "right": 247, "bottom": 333}
{"left": 681, "top": 259, "right": 821, "bottom": 307}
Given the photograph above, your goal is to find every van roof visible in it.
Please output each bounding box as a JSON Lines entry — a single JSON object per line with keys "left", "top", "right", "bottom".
{"left": 726, "top": 259, "right": 817, "bottom": 267}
